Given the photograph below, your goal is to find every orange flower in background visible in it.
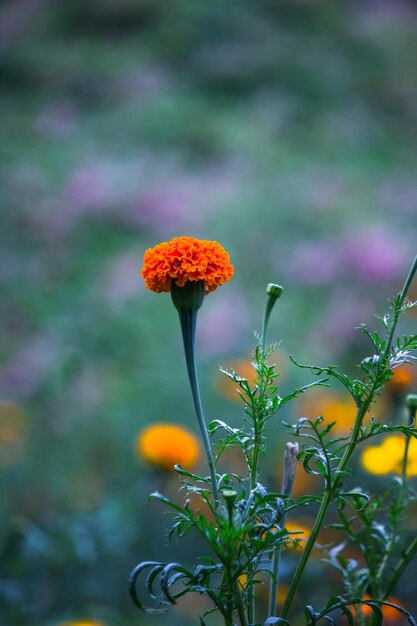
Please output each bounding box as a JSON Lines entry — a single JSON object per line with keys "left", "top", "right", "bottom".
{"left": 0, "top": 401, "right": 27, "bottom": 467}
{"left": 387, "top": 364, "right": 415, "bottom": 392}
{"left": 0, "top": 401, "right": 26, "bottom": 443}
{"left": 277, "top": 463, "right": 320, "bottom": 498}
{"left": 361, "top": 595, "right": 404, "bottom": 623}
{"left": 298, "top": 390, "right": 358, "bottom": 435}
{"left": 141, "top": 237, "right": 234, "bottom": 294}
{"left": 57, "top": 621, "right": 106, "bottom": 626}
{"left": 136, "top": 423, "right": 201, "bottom": 470}
{"left": 215, "top": 353, "right": 285, "bottom": 402}
{"left": 215, "top": 359, "right": 258, "bottom": 402}
{"left": 361, "top": 434, "right": 417, "bottom": 476}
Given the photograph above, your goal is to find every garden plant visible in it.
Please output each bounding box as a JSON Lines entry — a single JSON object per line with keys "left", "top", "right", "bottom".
{"left": 129, "top": 237, "right": 417, "bottom": 626}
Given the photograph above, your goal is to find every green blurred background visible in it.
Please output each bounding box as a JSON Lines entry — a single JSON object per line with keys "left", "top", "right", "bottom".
{"left": 1, "top": 1, "right": 417, "bottom": 625}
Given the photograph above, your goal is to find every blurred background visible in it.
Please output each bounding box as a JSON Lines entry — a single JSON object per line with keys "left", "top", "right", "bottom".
{"left": 1, "top": 1, "right": 417, "bottom": 625}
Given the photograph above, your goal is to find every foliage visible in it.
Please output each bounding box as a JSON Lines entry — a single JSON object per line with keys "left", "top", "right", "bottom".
{"left": 130, "top": 256, "right": 417, "bottom": 625}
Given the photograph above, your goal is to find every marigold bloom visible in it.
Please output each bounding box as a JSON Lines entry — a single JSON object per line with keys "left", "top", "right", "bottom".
{"left": 361, "top": 434, "right": 417, "bottom": 476}
{"left": 57, "top": 621, "right": 106, "bottom": 626}
{"left": 387, "top": 364, "right": 415, "bottom": 391}
{"left": 141, "top": 237, "right": 233, "bottom": 294}
{"left": 361, "top": 595, "right": 404, "bottom": 623}
{"left": 136, "top": 423, "right": 201, "bottom": 471}
{"left": 298, "top": 390, "right": 358, "bottom": 434}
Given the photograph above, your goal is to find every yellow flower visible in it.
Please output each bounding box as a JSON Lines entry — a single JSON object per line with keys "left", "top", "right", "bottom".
{"left": 361, "top": 435, "right": 417, "bottom": 476}
{"left": 136, "top": 423, "right": 201, "bottom": 471}
{"left": 284, "top": 520, "right": 311, "bottom": 550}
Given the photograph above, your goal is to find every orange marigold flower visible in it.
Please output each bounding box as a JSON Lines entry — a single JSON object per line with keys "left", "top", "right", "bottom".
{"left": 298, "top": 390, "right": 358, "bottom": 435}
{"left": 136, "top": 423, "right": 201, "bottom": 471}
{"left": 361, "top": 595, "right": 404, "bottom": 623}
{"left": 141, "top": 237, "right": 234, "bottom": 294}
{"left": 388, "top": 364, "right": 415, "bottom": 391}
{"left": 57, "top": 621, "right": 106, "bottom": 626}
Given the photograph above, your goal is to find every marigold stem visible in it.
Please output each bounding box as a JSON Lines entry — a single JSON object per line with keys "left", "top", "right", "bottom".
{"left": 177, "top": 307, "right": 219, "bottom": 509}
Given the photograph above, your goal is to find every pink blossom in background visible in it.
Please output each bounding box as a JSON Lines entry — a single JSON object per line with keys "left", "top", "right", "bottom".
{"left": 0, "top": 333, "right": 63, "bottom": 397}
{"left": 378, "top": 176, "right": 417, "bottom": 216}
{"left": 135, "top": 185, "right": 196, "bottom": 231}
{"left": 35, "top": 157, "right": 241, "bottom": 238}
{"left": 289, "top": 240, "right": 342, "bottom": 286}
{"left": 288, "top": 227, "right": 410, "bottom": 288}
{"left": 42, "top": 159, "right": 139, "bottom": 236}
{"left": 101, "top": 251, "right": 143, "bottom": 308}
{"left": 340, "top": 228, "right": 410, "bottom": 283}
{"left": 133, "top": 165, "right": 241, "bottom": 233}
{"left": 34, "top": 101, "right": 78, "bottom": 138}
{"left": 310, "top": 290, "right": 373, "bottom": 358}
{"left": 197, "top": 291, "right": 250, "bottom": 356}
{"left": 65, "top": 162, "right": 117, "bottom": 211}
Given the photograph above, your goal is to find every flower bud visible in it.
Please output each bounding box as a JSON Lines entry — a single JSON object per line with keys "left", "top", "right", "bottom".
{"left": 222, "top": 489, "right": 238, "bottom": 502}
{"left": 282, "top": 442, "right": 299, "bottom": 495}
{"left": 223, "top": 489, "right": 238, "bottom": 526}
{"left": 266, "top": 283, "right": 283, "bottom": 299}
{"left": 406, "top": 394, "right": 417, "bottom": 410}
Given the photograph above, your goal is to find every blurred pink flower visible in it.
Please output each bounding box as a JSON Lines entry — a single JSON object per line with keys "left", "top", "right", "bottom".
{"left": 0, "top": 333, "right": 62, "bottom": 396}
{"left": 65, "top": 163, "right": 116, "bottom": 211}
{"left": 101, "top": 251, "right": 143, "bottom": 307}
{"left": 133, "top": 166, "right": 240, "bottom": 233}
{"left": 378, "top": 176, "right": 417, "bottom": 216}
{"left": 44, "top": 160, "right": 138, "bottom": 235}
{"left": 197, "top": 291, "right": 250, "bottom": 356}
{"left": 289, "top": 227, "right": 410, "bottom": 287}
{"left": 34, "top": 101, "right": 78, "bottom": 138}
{"left": 340, "top": 228, "right": 409, "bottom": 283}
{"left": 135, "top": 185, "right": 195, "bottom": 231}
{"left": 289, "top": 241, "right": 341, "bottom": 286}
{"left": 310, "top": 291, "right": 373, "bottom": 357}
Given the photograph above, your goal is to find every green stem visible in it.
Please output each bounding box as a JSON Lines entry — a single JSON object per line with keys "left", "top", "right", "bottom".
{"left": 248, "top": 427, "right": 262, "bottom": 625}
{"left": 281, "top": 254, "right": 417, "bottom": 620}
{"left": 262, "top": 295, "right": 276, "bottom": 354}
{"left": 401, "top": 406, "right": 416, "bottom": 490}
{"left": 281, "top": 489, "right": 332, "bottom": 619}
{"left": 384, "top": 253, "right": 417, "bottom": 357}
{"left": 385, "top": 535, "right": 417, "bottom": 597}
{"left": 234, "top": 584, "right": 249, "bottom": 626}
{"left": 178, "top": 307, "right": 219, "bottom": 509}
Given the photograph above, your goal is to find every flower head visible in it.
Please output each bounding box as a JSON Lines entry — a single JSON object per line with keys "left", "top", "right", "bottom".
{"left": 57, "top": 621, "right": 106, "bottom": 626}
{"left": 361, "top": 595, "right": 404, "bottom": 623}
{"left": 387, "top": 363, "right": 415, "bottom": 391}
{"left": 361, "top": 434, "right": 417, "bottom": 476}
{"left": 141, "top": 237, "right": 233, "bottom": 294}
{"left": 136, "top": 423, "right": 201, "bottom": 471}
{"left": 298, "top": 390, "right": 358, "bottom": 435}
